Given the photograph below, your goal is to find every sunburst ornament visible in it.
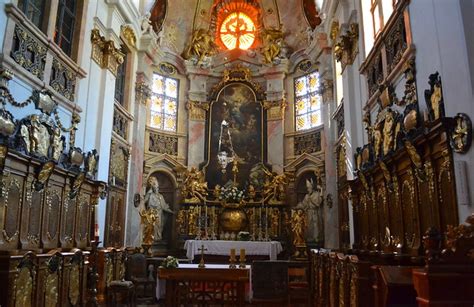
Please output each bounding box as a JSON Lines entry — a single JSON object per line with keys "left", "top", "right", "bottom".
{"left": 219, "top": 12, "right": 256, "bottom": 50}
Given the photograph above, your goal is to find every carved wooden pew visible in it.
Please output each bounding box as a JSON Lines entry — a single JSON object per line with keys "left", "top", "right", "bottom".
{"left": 0, "top": 249, "right": 90, "bottom": 307}
{"left": 412, "top": 216, "right": 474, "bottom": 306}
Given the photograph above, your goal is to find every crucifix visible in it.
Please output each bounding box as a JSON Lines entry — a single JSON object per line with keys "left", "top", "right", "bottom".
{"left": 198, "top": 244, "right": 207, "bottom": 268}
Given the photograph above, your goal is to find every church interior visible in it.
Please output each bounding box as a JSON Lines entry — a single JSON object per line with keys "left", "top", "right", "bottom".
{"left": 0, "top": 0, "right": 473, "bottom": 306}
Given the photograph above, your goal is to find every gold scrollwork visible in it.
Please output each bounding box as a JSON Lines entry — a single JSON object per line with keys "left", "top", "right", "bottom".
{"left": 186, "top": 100, "right": 209, "bottom": 121}
{"left": 121, "top": 25, "right": 136, "bottom": 48}
{"left": 45, "top": 272, "right": 59, "bottom": 307}
{"left": 90, "top": 29, "right": 125, "bottom": 76}
{"left": 69, "top": 263, "right": 80, "bottom": 305}
{"left": 15, "top": 267, "right": 33, "bottom": 307}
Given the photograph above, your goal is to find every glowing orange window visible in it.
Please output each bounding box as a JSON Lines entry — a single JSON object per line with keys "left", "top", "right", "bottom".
{"left": 219, "top": 12, "right": 256, "bottom": 50}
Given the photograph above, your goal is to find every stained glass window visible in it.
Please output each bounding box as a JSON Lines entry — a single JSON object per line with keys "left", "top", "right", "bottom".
{"left": 219, "top": 12, "right": 256, "bottom": 50}
{"left": 150, "top": 74, "right": 178, "bottom": 132}
{"left": 294, "top": 72, "right": 322, "bottom": 131}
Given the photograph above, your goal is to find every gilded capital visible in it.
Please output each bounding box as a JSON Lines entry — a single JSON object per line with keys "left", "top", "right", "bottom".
{"left": 90, "top": 29, "right": 125, "bottom": 76}
{"left": 186, "top": 100, "right": 209, "bottom": 121}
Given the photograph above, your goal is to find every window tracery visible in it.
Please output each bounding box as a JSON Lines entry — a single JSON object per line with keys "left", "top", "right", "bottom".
{"left": 150, "top": 74, "right": 179, "bottom": 132}
{"left": 294, "top": 72, "right": 323, "bottom": 131}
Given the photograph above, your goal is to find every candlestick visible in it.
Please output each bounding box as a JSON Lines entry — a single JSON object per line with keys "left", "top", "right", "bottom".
{"left": 229, "top": 248, "right": 236, "bottom": 268}
{"left": 239, "top": 249, "right": 246, "bottom": 268}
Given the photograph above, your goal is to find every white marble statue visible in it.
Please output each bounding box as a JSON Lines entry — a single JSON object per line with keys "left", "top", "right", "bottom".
{"left": 140, "top": 12, "right": 153, "bottom": 34}
{"left": 144, "top": 176, "right": 173, "bottom": 241}
{"left": 298, "top": 179, "right": 324, "bottom": 244}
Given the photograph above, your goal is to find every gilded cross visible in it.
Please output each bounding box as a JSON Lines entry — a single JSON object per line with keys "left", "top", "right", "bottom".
{"left": 198, "top": 244, "right": 207, "bottom": 268}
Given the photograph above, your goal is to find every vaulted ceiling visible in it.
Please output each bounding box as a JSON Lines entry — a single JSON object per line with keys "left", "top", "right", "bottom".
{"left": 149, "top": 0, "right": 322, "bottom": 58}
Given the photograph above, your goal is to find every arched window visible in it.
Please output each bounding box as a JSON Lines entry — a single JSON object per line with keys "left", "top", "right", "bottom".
{"left": 150, "top": 73, "right": 179, "bottom": 132}
{"left": 219, "top": 11, "right": 256, "bottom": 50}
{"left": 294, "top": 71, "right": 322, "bottom": 131}
{"left": 361, "top": 0, "right": 396, "bottom": 56}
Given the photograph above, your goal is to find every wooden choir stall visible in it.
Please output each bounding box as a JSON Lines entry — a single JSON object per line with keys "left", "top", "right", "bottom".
{"left": 0, "top": 68, "right": 105, "bottom": 307}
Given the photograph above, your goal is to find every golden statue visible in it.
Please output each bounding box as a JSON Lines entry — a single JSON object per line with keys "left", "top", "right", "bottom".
{"left": 176, "top": 209, "right": 186, "bottom": 234}
{"left": 291, "top": 209, "right": 306, "bottom": 246}
{"left": 180, "top": 167, "right": 208, "bottom": 203}
{"left": 139, "top": 208, "right": 158, "bottom": 245}
{"left": 51, "top": 127, "right": 64, "bottom": 161}
{"left": 188, "top": 206, "right": 199, "bottom": 236}
{"left": 373, "top": 123, "right": 382, "bottom": 158}
{"left": 262, "top": 169, "right": 291, "bottom": 203}
{"left": 271, "top": 208, "right": 280, "bottom": 237}
{"left": 431, "top": 84, "right": 442, "bottom": 120}
{"left": 382, "top": 110, "right": 395, "bottom": 156}
{"left": 184, "top": 28, "right": 216, "bottom": 64}
{"left": 261, "top": 27, "right": 284, "bottom": 64}
{"left": 248, "top": 185, "right": 256, "bottom": 201}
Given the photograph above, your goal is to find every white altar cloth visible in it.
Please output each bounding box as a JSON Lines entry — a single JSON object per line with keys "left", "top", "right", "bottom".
{"left": 184, "top": 240, "right": 283, "bottom": 261}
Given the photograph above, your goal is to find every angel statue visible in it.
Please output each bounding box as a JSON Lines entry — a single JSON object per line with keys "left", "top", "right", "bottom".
{"left": 297, "top": 178, "right": 324, "bottom": 245}
{"left": 179, "top": 167, "right": 208, "bottom": 203}
{"left": 262, "top": 169, "right": 291, "bottom": 204}
{"left": 184, "top": 28, "right": 216, "bottom": 64}
{"left": 143, "top": 176, "right": 173, "bottom": 241}
{"left": 261, "top": 27, "right": 284, "bottom": 64}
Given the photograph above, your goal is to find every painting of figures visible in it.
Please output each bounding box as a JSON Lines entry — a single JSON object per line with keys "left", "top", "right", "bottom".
{"left": 205, "top": 83, "right": 264, "bottom": 189}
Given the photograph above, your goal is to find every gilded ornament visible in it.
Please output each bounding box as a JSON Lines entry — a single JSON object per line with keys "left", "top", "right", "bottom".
{"left": 450, "top": 113, "right": 472, "bottom": 154}
{"left": 121, "top": 25, "right": 136, "bottom": 48}
{"left": 35, "top": 90, "right": 57, "bottom": 115}
{"left": 51, "top": 127, "right": 65, "bottom": 161}
{"left": 382, "top": 109, "right": 396, "bottom": 156}
{"left": 69, "top": 172, "right": 85, "bottom": 199}
{"left": 270, "top": 208, "right": 280, "bottom": 237}
{"left": 90, "top": 29, "right": 124, "bottom": 76}
{"left": 184, "top": 28, "right": 216, "bottom": 64}
{"left": 0, "top": 109, "right": 15, "bottom": 137}
{"left": 262, "top": 170, "right": 291, "bottom": 204}
{"left": 139, "top": 208, "right": 158, "bottom": 245}
{"left": 15, "top": 267, "right": 33, "bottom": 307}
{"left": 424, "top": 72, "right": 445, "bottom": 121}
{"left": 69, "top": 264, "right": 80, "bottom": 306}
{"left": 45, "top": 273, "right": 59, "bottom": 307}
{"left": 186, "top": 100, "right": 208, "bottom": 121}
{"left": 85, "top": 149, "right": 99, "bottom": 178}
{"left": 159, "top": 62, "right": 177, "bottom": 75}
{"left": 261, "top": 26, "right": 285, "bottom": 64}
{"left": 291, "top": 209, "right": 307, "bottom": 258}
{"left": 330, "top": 20, "right": 340, "bottom": 41}
{"left": 34, "top": 161, "right": 55, "bottom": 191}
{"left": 188, "top": 206, "right": 199, "bottom": 235}
{"left": 176, "top": 209, "right": 187, "bottom": 234}
{"left": 404, "top": 140, "right": 422, "bottom": 169}
{"left": 373, "top": 122, "right": 382, "bottom": 158}
{"left": 178, "top": 167, "right": 208, "bottom": 203}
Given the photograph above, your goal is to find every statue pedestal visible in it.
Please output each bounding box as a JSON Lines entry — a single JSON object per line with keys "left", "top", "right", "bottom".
{"left": 152, "top": 240, "right": 169, "bottom": 255}
{"left": 292, "top": 244, "right": 308, "bottom": 260}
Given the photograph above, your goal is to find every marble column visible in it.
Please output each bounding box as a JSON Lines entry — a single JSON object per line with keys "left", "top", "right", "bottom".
{"left": 186, "top": 63, "right": 210, "bottom": 168}
{"left": 265, "top": 70, "right": 287, "bottom": 173}
{"left": 321, "top": 79, "right": 339, "bottom": 249}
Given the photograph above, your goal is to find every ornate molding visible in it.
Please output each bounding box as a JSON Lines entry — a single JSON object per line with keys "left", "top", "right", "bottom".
{"left": 212, "top": 64, "right": 264, "bottom": 98}
{"left": 90, "top": 29, "right": 124, "bottom": 76}
{"left": 120, "top": 25, "right": 136, "bottom": 48}
{"left": 148, "top": 131, "right": 178, "bottom": 155}
{"left": 334, "top": 23, "right": 359, "bottom": 70}
{"left": 135, "top": 81, "right": 151, "bottom": 105}
{"left": 294, "top": 129, "right": 322, "bottom": 155}
{"left": 186, "top": 100, "right": 209, "bottom": 121}
{"left": 263, "top": 98, "right": 287, "bottom": 121}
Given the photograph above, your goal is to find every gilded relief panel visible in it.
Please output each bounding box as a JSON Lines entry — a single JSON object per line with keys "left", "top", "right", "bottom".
{"left": 400, "top": 170, "right": 420, "bottom": 254}
{"left": 42, "top": 186, "right": 62, "bottom": 249}
{"left": 60, "top": 188, "right": 75, "bottom": 248}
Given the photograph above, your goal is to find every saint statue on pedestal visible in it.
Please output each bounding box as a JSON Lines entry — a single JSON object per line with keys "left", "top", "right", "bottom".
{"left": 144, "top": 176, "right": 174, "bottom": 241}
{"left": 298, "top": 179, "right": 324, "bottom": 245}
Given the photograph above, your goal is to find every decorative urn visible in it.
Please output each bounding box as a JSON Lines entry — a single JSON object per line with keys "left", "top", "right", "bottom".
{"left": 219, "top": 207, "right": 248, "bottom": 232}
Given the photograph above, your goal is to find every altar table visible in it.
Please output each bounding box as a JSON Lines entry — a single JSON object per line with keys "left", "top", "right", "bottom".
{"left": 157, "top": 264, "right": 251, "bottom": 306}
{"left": 184, "top": 240, "right": 283, "bottom": 261}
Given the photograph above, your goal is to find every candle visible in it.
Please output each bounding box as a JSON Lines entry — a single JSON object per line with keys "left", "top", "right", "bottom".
{"left": 240, "top": 249, "right": 245, "bottom": 259}
{"left": 230, "top": 248, "right": 236, "bottom": 260}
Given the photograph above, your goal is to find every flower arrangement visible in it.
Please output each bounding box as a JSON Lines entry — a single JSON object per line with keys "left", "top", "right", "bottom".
{"left": 219, "top": 186, "right": 245, "bottom": 203}
{"left": 160, "top": 256, "right": 179, "bottom": 268}
{"left": 237, "top": 231, "right": 250, "bottom": 241}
